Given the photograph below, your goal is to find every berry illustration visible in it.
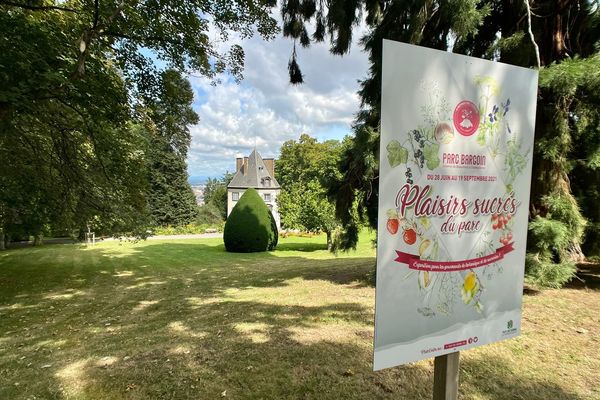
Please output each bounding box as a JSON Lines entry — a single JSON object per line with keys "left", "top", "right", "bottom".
{"left": 492, "top": 213, "right": 511, "bottom": 230}
{"left": 387, "top": 218, "right": 399, "bottom": 235}
{"left": 386, "top": 209, "right": 400, "bottom": 235}
{"left": 403, "top": 228, "right": 417, "bottom": 245}
{"left": 499, "top": 232, "right": 513, "bottom": 246}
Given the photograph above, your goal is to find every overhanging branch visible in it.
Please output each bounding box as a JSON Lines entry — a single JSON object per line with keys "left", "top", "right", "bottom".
{"left": 0, "top": 0, "right": 78, "bottom": 12}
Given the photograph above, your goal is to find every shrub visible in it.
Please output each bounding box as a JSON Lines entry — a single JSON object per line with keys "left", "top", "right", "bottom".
{"left": 525, "top": 215, "right": 577, "bottom": 288}
{"left": 152, "top": 222, "right": 224, "bottom": 235}
{"left": 197, "top": 203, "right": 224, "bottom": 225}
{"left": 223, "top": 188, "right": 278, "bottom": 252}
{"left": 525, "top": 253, "right": 576, "bottom": 289}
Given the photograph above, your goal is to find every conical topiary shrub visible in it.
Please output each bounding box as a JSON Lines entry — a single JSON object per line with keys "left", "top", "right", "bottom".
{"left": 224, "top": 188, "right": 278, "bottom": 252}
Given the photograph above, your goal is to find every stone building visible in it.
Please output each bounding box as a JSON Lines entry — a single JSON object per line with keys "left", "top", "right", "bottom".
{"left": 227, "top": 150, "right": 281, "bottom": 228}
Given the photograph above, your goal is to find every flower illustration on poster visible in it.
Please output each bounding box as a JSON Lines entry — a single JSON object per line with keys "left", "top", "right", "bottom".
{"left": 384, "top": 76, "right": 531, "bottom": 318}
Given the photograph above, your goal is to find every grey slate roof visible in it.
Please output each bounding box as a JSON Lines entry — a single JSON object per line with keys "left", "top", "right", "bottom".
{"left": 227, "top": 150, "right": 281, "bottom": 189}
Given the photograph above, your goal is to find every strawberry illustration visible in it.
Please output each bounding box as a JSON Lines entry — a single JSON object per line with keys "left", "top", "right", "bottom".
{"left": 403, "top": 228, "right": 417, "bottom": 245}
{"left": 386, "top": 209, "right": 399, "bottom": 235}
{"left": 387, "top": 218, "right": 399, "bottom": 234}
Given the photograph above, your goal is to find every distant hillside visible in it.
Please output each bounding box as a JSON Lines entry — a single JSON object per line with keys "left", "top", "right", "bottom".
{"left": 188, "top": 175, "right": 208, "bottom": 186}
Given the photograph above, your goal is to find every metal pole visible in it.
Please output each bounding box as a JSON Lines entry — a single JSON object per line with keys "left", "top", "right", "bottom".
{"left": 433, "top": 352, "right": 460, "bottom": 400}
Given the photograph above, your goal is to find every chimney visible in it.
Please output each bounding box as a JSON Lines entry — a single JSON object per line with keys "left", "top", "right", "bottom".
{"left": 236, "top": 158, "right": 243, "bottom": 172}
{"left": 243, "top": 157, "right": 249, "bottom": 175}
{"left": 263, "top": 158, "right": 275, "bottom": 177}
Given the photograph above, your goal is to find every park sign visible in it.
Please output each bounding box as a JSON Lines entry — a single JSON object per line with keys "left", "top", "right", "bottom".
{"left": 374, "top": 40, "right": 538, "bottom": 371}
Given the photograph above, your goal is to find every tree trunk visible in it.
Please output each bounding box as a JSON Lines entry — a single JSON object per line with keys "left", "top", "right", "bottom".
{"left": 530, "top": 94, "right": 586, "bottom": 262}
{"left": 0, "top": 230, "right": 4, "bottom": 250}
{"left": 326, "top": 230, "right": 332, "bottom": 250}
{"left": 568, "top": 242, "right": 586, "bottom": 263}
{"left": 33, "top": 233, "right": 44, "bottom": 246}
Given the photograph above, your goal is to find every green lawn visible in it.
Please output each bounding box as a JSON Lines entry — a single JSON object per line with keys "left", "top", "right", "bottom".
{"left": 0, "top": 232, "right": 598, "bottom": 400}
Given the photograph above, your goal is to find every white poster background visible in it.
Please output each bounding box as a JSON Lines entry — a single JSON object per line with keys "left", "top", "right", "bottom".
{"left": 374, "top": 40, "right": 538, "bottom": 370}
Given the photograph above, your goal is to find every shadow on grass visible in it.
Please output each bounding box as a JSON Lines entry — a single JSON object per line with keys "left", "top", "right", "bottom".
{"left": 460, "top": 356, "right": 586, "bottom": 400}
{"left": 565, "top": 262, "right": 600, "bottom": 290}
{"left": 0, "top": 242, "right": 375, "bottom": 302}
{"left": 0, "top": 242, "right": 590, "bottom": 399}
{"left": 275, "top": 242, "right": 329, "bottom": 252}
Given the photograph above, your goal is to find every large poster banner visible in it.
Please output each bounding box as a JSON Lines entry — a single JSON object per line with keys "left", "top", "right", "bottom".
{"left": 374, "top": 40, "right": 538, "bottom": 370}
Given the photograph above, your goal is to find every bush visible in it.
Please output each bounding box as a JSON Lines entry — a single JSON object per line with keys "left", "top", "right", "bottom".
{"left": 197, "top": 203, "right": 224, "bottom": 225}
{"left": 152, "top": 222, "right": 223, "bottom": 235}
{"left": 223, "top": 188, "right": 278, "bottom": 252}
{"left": 525, "top": 253, "right": 576, "bottom": 289}
{"left": 525, "top": 215, "right": 577, "bottom": 288}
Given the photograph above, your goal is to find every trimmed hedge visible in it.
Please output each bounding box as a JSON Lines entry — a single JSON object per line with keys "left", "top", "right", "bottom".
{"left": 224, "top": 188, "right": 278, "bottom": 252}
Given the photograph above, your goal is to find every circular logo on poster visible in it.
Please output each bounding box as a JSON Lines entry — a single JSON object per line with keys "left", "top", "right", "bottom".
{"left": 453, "top": 101, "right": 480, "bottom": 136}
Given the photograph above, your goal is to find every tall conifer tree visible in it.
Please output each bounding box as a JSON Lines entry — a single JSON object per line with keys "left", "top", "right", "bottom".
{"left": 146, "top": 70, "right": 199, "bottom": 227}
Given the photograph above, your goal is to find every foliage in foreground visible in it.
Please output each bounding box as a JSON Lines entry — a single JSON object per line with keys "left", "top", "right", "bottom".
{"left": 224, "top": 188, "right": 278, "bottom": 252}
{"left": 0, "top": 1, "right": 277, "bottom": 246}
{"left": 280, "top": 0, "right": 600, "bottom": 288}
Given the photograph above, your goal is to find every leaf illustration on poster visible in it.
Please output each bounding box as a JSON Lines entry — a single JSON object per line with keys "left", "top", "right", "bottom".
{"left": 375, "top": 40, "right": 538, "bottom": 371}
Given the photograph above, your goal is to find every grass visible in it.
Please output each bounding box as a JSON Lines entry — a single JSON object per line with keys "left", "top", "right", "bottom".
{"left": 0, "top": 231, "right": 598, "bottom": 400}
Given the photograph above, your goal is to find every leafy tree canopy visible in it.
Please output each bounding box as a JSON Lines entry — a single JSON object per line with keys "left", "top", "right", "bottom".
{"left": 280, "top": 1, "right": 600, "bottom": 287}
{"left": 276, "top": 134, "right": 344, "bottom": 248}
{"left": 0, "top": 0, "right": 278, "bottom": 242}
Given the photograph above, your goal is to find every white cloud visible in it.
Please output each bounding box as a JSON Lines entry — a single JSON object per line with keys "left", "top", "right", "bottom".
{"left": 186, "top": 20, "right": 370, "bottom": 179}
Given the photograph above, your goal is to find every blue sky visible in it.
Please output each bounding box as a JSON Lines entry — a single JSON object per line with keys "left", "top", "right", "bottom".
{"left": 186, "top": 24, "right": 370, "bottom": 180}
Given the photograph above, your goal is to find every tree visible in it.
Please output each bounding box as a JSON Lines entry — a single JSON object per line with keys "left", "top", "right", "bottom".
{"left": 204, "top": 173, "right": 234, "bottom": 220}
{"left": 281, "top": 0, "right": 491, "bottom": 248}
{"left": 280, "top": 1, "right": 600, "bottom": 286}
{"left": 0, "top": 1, "right": 278, "bottom": 242}
{"left": 146, "top": 70, "right": 199, "bottom": 227}
{"left": 147, "top": 144, "right": 198, "bottom": 227}
{"left": 275, "top": 134, "right": 343, "bottom": 248}
{"left": 197, "top": 203, "right": 224, "bottom": 226}
{"left": 277, "top": 134, "right": 342, "bottom": 187}
{"left": 278, "top": 180, "right": 338, "bottom": 248}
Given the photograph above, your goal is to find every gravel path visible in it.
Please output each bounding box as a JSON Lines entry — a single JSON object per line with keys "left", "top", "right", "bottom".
{"left": 145, "top": 233, "right": 222, "bottom": 240}
{"left": 8, "top": 233, "right": 223, "bottom": 247}
{"left": 102, "top": 232, "right": 223, "bottom": 241}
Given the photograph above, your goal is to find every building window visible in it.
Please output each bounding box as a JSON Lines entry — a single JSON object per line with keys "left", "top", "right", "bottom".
{"left": 263, "top": 193, "right": 271, "bottom": 202}
{"left": 232, "top": 192, "right": 239, "bottom": 201}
